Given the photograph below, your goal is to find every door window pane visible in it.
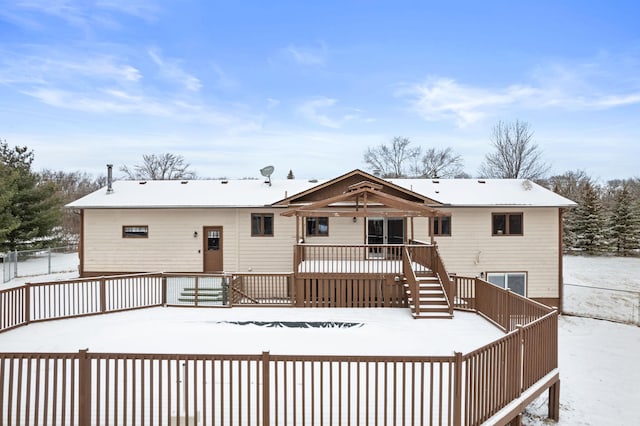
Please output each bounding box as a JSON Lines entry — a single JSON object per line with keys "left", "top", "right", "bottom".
{"left": 387, "top": 218, "right": 405, "bottom": 244}
{"left": 207, "top": 230, "right": 220, "bottom": 250}
{"left": 367, "top": 219, "right": 384, "bottom": 244}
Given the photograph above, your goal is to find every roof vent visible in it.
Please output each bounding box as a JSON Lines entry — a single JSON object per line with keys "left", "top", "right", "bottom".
{"left": 308, "top": 179, "right": 318, "bottom": 183}
{"left": 477, "top": 179, "right": 486, "bottom": 184}
{"left": 432, "top": 179, "right": 440, "bottom": 184}
{"left": 139, "top": 181, "right": 147, "bottom": 185}
{"left": 221, "top": 180, "right": 228, "bottom": 184}
{"left": 180, "top": 180, "right": 188, "bottom": 184}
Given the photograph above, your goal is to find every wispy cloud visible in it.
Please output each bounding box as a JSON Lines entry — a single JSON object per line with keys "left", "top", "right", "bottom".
{"left": 285, "top": 44, "right": 327, "bottom": 66}
{"left": 0, "top": 49, "right": 141, "bottom": 85}
{"left": 399, "top": 60, "right": 640, "bottom": 127}
{"left": 1, "top": 0, "right": 158, "bottom": 30}
{"left": 209, "top": 63, "right": 237, "bottom": 90}
{"left": 148, "top": 48, "right": 202, "bottom": 92}
{"left": 298, "top": 97, "right": 361, "bottom": 128}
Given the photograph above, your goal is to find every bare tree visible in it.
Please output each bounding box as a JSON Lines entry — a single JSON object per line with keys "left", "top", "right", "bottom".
{"left": 364, "top": 136, "right": 420, "bottom": 178}
{"left": 418, "top": 147, "right": 465, "bottom": 178}
{"left": 120, "top": 153, "right": 197, "bottom": 180}
{"left": 478, "top": 120, "right": 550, "bottom": 179}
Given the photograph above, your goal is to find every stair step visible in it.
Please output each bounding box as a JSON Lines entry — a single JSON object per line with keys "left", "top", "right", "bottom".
{"left": 413, "top": 313, "right": 453, "bottom": 319}
{"left": 178, "top": 297, "right": 224, "bottom": 302}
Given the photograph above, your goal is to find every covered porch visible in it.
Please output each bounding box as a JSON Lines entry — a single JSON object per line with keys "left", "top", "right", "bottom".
{"left": 280, "top": 181, "right": 455, "bottom": 318}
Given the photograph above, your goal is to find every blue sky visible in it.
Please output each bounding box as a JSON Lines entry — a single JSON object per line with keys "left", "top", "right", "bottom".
{"left": 1, "top": 1, "right": 638, "bottom": 181}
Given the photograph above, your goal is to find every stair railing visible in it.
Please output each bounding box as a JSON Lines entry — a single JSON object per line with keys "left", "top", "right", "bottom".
{"left": 431, "top": 246, "right": 454, "bottom": 315}
{"left": 402, "top": 246, "right": 420, "bottom": 317}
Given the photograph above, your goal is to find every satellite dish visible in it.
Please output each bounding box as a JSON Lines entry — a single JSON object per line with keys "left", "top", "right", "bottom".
{"left": 260, "top": 165, "right": 274, "bottom": 186}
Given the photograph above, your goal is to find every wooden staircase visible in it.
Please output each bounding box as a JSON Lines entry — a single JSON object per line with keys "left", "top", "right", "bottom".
{"left": 178, "top": 286, "right": 227, "bottom": 304}
{"left": 405, "top": 270, "right": 453, "bottom": 319}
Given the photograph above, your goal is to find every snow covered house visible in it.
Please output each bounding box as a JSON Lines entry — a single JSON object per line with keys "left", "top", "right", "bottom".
{"left": 67, "top": 169, "right": 576, "bottom": 314}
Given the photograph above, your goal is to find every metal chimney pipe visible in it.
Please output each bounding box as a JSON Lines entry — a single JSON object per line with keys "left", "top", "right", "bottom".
{"left": 106, "top": 164, "right": 114, "bottom": 194}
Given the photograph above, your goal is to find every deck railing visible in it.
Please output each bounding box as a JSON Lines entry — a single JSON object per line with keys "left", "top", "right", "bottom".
{"left": 295, "top": 244, "right": 407, "bottom": 275}
{"left": 1, "top": 272, "right": 559, "bottom": 425}
{"left": 453, "top": 276, "right": 554, "bottom": 333}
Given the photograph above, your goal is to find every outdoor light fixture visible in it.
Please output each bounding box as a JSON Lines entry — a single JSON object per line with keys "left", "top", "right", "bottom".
{"left": 193, "top": 231, "right": 198, "bottom": 238}
{"left": 352, "top": 217, "right": 357, "bottom": 223}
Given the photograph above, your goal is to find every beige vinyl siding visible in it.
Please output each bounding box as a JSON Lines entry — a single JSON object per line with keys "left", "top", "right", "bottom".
{"left": 235, "top": 208, "right": 297, "bottom": 272}
{"left": 83, "top": 208, "right": 304, "bottom": 273}
{"left": 83, "top": 209, "right": 241, "bottom": 272}
{"left": 303, "top": 216, "right": 366, "bottom": 244}
{"left": 434, "top": 207, "right": 560, "bottom": 299}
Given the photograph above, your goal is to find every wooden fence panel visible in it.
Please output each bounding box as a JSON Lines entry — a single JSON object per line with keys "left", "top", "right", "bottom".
{"left": 521, "top": 313, "right": 558, "bottom": 389}
{"left": 268, "top": 354, "right": 456, "bottom": 425}
{"left": 104, "top": 275, "right": 163, "bottom": 312}
{"left": 297, "top": 277, "right": 405, "bottom": 308}
{"left": 232, "top": 274, "right": 293, "bottom": 305}
{"left": 0, "top": 287, "right": 27, "bottom": 333}
{"left": 0, "top": 353, "right": 79, "bottom": 426}
{"left": 462, "top": 333, "right": 521, "bottom": 425}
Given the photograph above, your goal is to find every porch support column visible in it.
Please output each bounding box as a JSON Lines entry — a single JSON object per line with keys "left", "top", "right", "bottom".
{"left": 430, "top": 214, "right": 435, "bottom": 245}
{"left": 296, "top": 216, "right": 300, "bottom": 242}
{"left": 410, "top": 217, "right": 414, "bottom": 242}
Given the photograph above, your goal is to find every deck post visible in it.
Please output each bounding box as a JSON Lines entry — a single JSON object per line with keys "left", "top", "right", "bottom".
{"left": 24, "top": 283, "right": 31, "bottom": 325}
{"left": 161, "top": 276, "right": 167, "bottom": 306}
{"left": 99, "top": 277, "right": 106, "bottom": 314}
{"left": 548, "top": 380, "right": 560, "bottom": 420}
{"left": 295, "top": 278, "right": 304, "bottom": 307}
{"left": 78, "top": 348, "right": 91, "bottom": 426}
{"left": 453, "top": 351, "right": 463, "bottom": 426}
{"left": 262, "top": 351, "right": 270, "bottom": 426}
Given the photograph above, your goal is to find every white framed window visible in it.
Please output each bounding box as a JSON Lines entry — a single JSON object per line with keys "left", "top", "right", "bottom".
{"left": 486, "top": 272, "right": 527, "bottom": 297}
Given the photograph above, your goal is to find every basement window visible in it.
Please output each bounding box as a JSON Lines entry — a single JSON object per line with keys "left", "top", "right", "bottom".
{"left": 123, "top": 226, "right": 148, "bottom": 238}
{"left": 251, "top": 213, "right": 274, "bottom": 236}
{"left": 306, "top": 217, "right": 329, "bottom": 236}
{"left": 486, "top": 272, "right": 527, "bottom": 297}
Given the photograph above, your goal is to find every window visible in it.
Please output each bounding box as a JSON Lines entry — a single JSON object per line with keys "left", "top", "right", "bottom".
{"left": 306, "top": 217, "right": 329, "bottom": 236}
{"left": 486, "top": 272, "right": 527, "bottom": 297}
{"left": 433, "top": 216, "right": 451, "bottom": 236}
{"left": 251, "top": 213, "right": 274, "bottom": 236}
{"left": 122, "top": 226, "right": 148, "bottom": 238}
{"left": 492, "top": 213, "right": 523, "bottom": 236}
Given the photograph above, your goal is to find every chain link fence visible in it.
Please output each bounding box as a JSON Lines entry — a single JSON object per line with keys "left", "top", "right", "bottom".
{"left": 563, "top": 282, "right": 640, "bottom": 326}
{"left": 1, "top": 245, "right": 78, "bottom": 284}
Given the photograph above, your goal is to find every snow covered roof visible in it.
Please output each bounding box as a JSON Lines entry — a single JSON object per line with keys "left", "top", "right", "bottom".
{"left": 66, "top": 179, "right": 323, "bottom": 208}
{"left": 67, "top": 174, "right": 576, "bottom": 209}
{"left": 390, "top": 178, "right": 577, "bottom": 207}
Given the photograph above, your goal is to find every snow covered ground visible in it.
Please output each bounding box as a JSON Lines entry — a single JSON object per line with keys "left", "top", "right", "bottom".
{"left": 1, "top": 254, "right": 639, "bottom": 424}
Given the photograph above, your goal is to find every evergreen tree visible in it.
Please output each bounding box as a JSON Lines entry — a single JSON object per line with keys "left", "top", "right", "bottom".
{"left": 0, "top": 140, "right": 61, "bottom": 251}
{"left": 571, "top": 181, "right": 605, "bottom": 254}
{"left": 608, "top": 184, "right": 639, "bottom": 256}
{"left": 287, "top": 169, "right": 295, "bottom": 179}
